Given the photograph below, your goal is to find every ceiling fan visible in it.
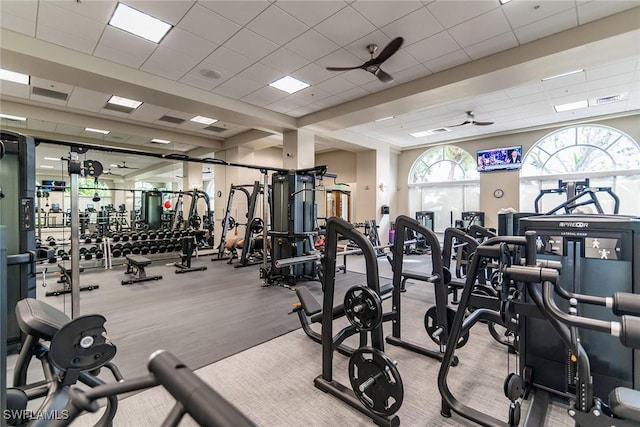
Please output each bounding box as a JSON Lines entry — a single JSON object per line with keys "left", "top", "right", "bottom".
{"left": 326, "top": 37, "right": 404, "bottom": 83}
{"left": 102, "top": 168, "right": 119, "bottom": 176}
{"left": 448, "top": 111, "right": 495, "bottom": 127}
{"left": 112, "top": 161, "right": 139, "bottom": 169}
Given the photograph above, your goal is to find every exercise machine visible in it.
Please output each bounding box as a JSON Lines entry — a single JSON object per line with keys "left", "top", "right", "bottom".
{"left": 534, "top": 178, "right": 620, "bottom": 215}
{"left": 314, "top": 216, "right": 404, "bottom": 427}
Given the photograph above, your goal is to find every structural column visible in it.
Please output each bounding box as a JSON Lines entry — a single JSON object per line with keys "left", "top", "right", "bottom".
{"left": 283, "top": 129, "right": 314, "bottom": 169}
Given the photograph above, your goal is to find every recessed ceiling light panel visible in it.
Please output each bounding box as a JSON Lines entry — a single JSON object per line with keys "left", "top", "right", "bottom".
{"left": 151, "top": 138, "right": 171, "bottom": 144}
{"left": 409, "top": 131, "right": 431, "bottom": 138}
{"left": 108, "top": 95, "right": 143, "bottom": 109}
{"left": 554, "top": 100, "right": 588, "bottom": 112}
{"left": 0, "top": 68, "right": 30, "bottom": 85}
{"left": 0, "top": 113, "right": 27, "bottom": 121}
{"left": 109, "top": 3, "right": 172, "bottom": 43}
{"left": 190, "top": 116, "right": 218, "bottom": 125}
{"left": 269, "top": 76, "right": 310, "bottom": 94}
{"left": 40, "top": 165, "right": 55, "bottom": 169}
{"left": 85, "top": 127, "right": 110, "bottom": 134}
{"left": 375, "top": 116, "right": 394, "bottom": 122}
{"left": 542, "top": 69, "right": 584, "bottom": 81}
{"left": 44, "top": 157, "right": 61, "bottom": 161}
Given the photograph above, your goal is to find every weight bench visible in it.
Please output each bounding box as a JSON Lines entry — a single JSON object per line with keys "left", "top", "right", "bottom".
{"left": 292, "top": 282, "right": 394, "bottom": 356}
{"left": 122, "top": 255, "right": 163, "bottom": 285}
{"left": 45, "top": 263, "right": 99, "bottom": 297}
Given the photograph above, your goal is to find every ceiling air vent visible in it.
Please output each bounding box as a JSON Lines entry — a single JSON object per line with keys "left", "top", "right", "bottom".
{"left": 32, "top": 87, "right": 68, "bottom": 101}
{"left": 158, "top": 115, "right": 185, "bottom": 124}
{"left": 594, "top": 95, "right": 621, "bottom": 105}
{"left": 204, "top": 125, "right": 226, "bottom": 132}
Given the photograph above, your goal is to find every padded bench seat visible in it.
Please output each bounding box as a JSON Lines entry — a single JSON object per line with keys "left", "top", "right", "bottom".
{"left": 610, "top": 387, "right": 640, "bottom": 422}
{"left": 122, "top": 255, "right": 162, "bottom": 285}
{"left": 15, "top": 298, "right": 70, "bottom": 340}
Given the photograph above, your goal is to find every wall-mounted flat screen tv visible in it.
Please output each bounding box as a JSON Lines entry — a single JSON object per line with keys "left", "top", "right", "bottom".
{"left": 41, "top": 180, "right": 67, "bottom": 191}
{"left": 477, "top": 145, "right": 522, "bottom": 172}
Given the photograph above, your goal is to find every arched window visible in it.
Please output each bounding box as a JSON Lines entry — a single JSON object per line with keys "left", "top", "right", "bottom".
{"left": 520, "top": 125, "right": 640, "bottom": 214}
{"left": 408, "top": 146, "right": 479, "bottom": 232}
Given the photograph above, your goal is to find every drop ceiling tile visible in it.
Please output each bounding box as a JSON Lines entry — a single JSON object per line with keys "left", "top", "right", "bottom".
{"left": 94, "top": 27, "right": 156, "bottom": 68}
{"left": 51, "top": 0, "right": 116, "bottom": 24}
{"left": 0, "top": 80, "right": 30, "bottom": 98}
{"left": 36, "top": 25, "right": 97, "bottom": 54}
{"left": 284, "top": 30, "right": 340, "bottom": 62}
{"left": 577, "top": 0, "right": 639, "bottom": 25}
{"left": 264, "top": 103, "right": 291, "bottom": 114}
{"left": 548, "top": 89, "right": 589, "bottom": 105}
{"left": 66, "top": 87, "right": 111, "bottom": 112}
{"left": 260, "top": 48, "right": 309, "bottom": 74}
{"left": 448, "top": 8, "right": 511, "bottom": 48}
{"left": 380, "top": 6, "right": 443, "bottom": 46}
{"left": 161, "top": 27, "right": 218, "bottom": 60}
{"left": 275, "top": 1, "right": 348, "bottom": 27}
{"left": 507, "top": 88, "right": 548, "bottom": 105}
{"left": 503, "top": 0, "right": 575, "bottom": 28}
{"left": 266, "top": 96, "right": 308, "bottom": 112}
{"left": 0, "top": 0, "right": 37, "bottom": 36}
{"left": 99, "top": 108, "right": 131, "bottom": 118}
{"left": 213, "top": 76, "right": 265, "bottom": 99}
{"left": 239, "top": 62, "right": 283, "bottom": 84}
{"left": 379, "top": 49, "right": 420, "bottom": 75}
{"left": 513, "top": 9, "right": 577, "bottom": 45}
{"left": 392, "top": 64, "right": 430, "bottom": 83}
{"left": 141, "top": 46, "right": 202, "bottom": 80}
{"left": 177, "top": 4, "right": 241, "bottom": 44}
{"left": 426, "top": 0, "right": 497, "bottom": 29}
{"left": 246, "top": 4, "right": 308, "bottom": 45}
{"left": 587, "top": 58, "right": 639, "bottom": 81}
{"left": 123, "top": 0, "right": 193, "bottom": 25}
{"left": 225, "top": 28, "right": 279, "bottom": 61}
{"left": 241, "top": 86, "right": 289, "bottom": 107}
{"left": 198, "top": 0, "right": 269, "bottom": 25}
{"left": 351, "top": 1, "right": 423, "bottom": 27}
{"left": 506, "top": 82, "right": 546, "bottom": 99}
{"left": 287, "top": 105, "right": 317, "bottom": 117}
{"left": 179, "top": 73, "right": 222, "bottom": 91}
{"left": 201, "top": 46, "right": 255, "bottom": 76}
{"left": 314, "top": 6, "right": 377, "bottom": 46}
{"left": 424, "top": 49, "right": 470, "bottom": 73}
{"left": 314, "top": 76, "right": 356, "bottom": 95}
{"left": 541, "top": 70, "right": 586, "bottom": 90}
{"left": 588, "top": 73, "right": 635, "bottom": 92}
{"left": 290, "top": 63, "right": 335, "bottom": 85}
{"left": 129, "top": 103, "right": 170, "bottom": 122}
{"left": 37, "top": 2, "right": 105, "bottom": 43}
{"left": 339, "top": 86, "right": 370, "bottom": 100}
{"left": 404, "top": 31, "right": 459, "bottom": 64}
{"left": 464, "top": 31, "right": 518, "bottom": 61}
{"left": 361, "top": 78, "right": 397, "bottom": 93}
{"left": 286, "top": 86, "right": 332, "bottom": 104}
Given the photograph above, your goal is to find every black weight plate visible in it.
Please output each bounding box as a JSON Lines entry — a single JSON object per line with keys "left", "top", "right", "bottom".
{"left": 112, "top": 249, "right": 122, "bottom": 258}
{"left": 49, "top": 315, "right": 115, "bottom": 372}
{"left": 504, "top": 373, "right": 524, "bottom": 402}
{"left": 348, "top": 347, "right": 403, "bottom": 417}
{"left": 344, "top": 285, "right": 383, "bottom": 332}
{"left": 424, "top": 306, "right": 469, "bottom": 349}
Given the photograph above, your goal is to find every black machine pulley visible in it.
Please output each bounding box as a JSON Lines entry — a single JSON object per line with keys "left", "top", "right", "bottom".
{"left": 83, "top": 160, "right": 103, "bottom": 177}
{"left": 48, "top": 314, "right": 116, "bottom": 376}
{"left": 189, "top": 215, "right": 202, "bottom": 229}
{"left": 344, "top": 285, "right": 383, "bottom": 332}
{"left": 226, "top": 216, "right": 237, "bottom": 230}
{"left": 348, "top": 347, "right": 404, "bottom": 417}
{"left": 424, "top": 306, "right": 469, "bottom": 349}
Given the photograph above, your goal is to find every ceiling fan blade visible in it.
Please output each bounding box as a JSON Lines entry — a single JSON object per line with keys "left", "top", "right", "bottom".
{"left": 473, "top": 121, "right": 494, "bottom": 126}
{"left": 373, "top": 68, "right": 394, "bottom": 83}
{"left": 371, "top": 37, "right": 404, "bottom": 65}
{"left": 326, "top": 66, "right": 362, "bottom": 71}
{"left": 447, "top": 120, "right": 472, "bottom": 127}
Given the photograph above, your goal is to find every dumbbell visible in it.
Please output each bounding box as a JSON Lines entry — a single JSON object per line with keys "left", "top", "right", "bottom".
{"left": 122, "top": 248, "right": 132, "bottom": 256}
{"left": 123, "top": 242, "right": 132, "bottom": 250}
{"left": 139, "top": 233, "right": 148, "bottom": 241}
{"left": 85, "top": 237, "right": 93, "bottom": 244}
{"left": 158, "top": 245, "right": 167, "bottom": 253}
{"left": 112, "top": 248, "right": 122, "bottom": 258}
{"left": 148, "top": 232, "right": 157, "bottom": 240}
{"left": 48, "top": 257, "right": 57, "bottom": 264}
{"left": 84, "top": 252, "right": 93, "bottom": 260}
{"left": 149, "top": 246, "right": 159, "bottom": 254}
{"left": 57, "top": 249, "right": 67, "bottom": 257}
{"left": 95, "top": 237, "right": 103, "bottom": 243}
{"left": 112, "top": 234, "right": 121, "bottom": 242}
{"left": 121, "top": 234, "right": 130, "bottom": 242}
{"left": 131, "top": 246, "right": 141, "bottom": 255}
{"left": 140, "top": 246, "right": 150, "bottom": 255}
{"left": 95, "top": 251, "right": 104, "bottom": 259}
{"left": 131, "top": 234, "right": 139, "bottom": 242}
{"left": 89, "top": 246, "right": 98, "bottom": 253}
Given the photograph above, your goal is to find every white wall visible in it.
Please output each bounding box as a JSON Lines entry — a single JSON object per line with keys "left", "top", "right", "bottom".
{"left": 315, "top": 151, "right": 357, "bottom": 183}
{"left": 397, "top": 114, "right": 640, "bottom": 230}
